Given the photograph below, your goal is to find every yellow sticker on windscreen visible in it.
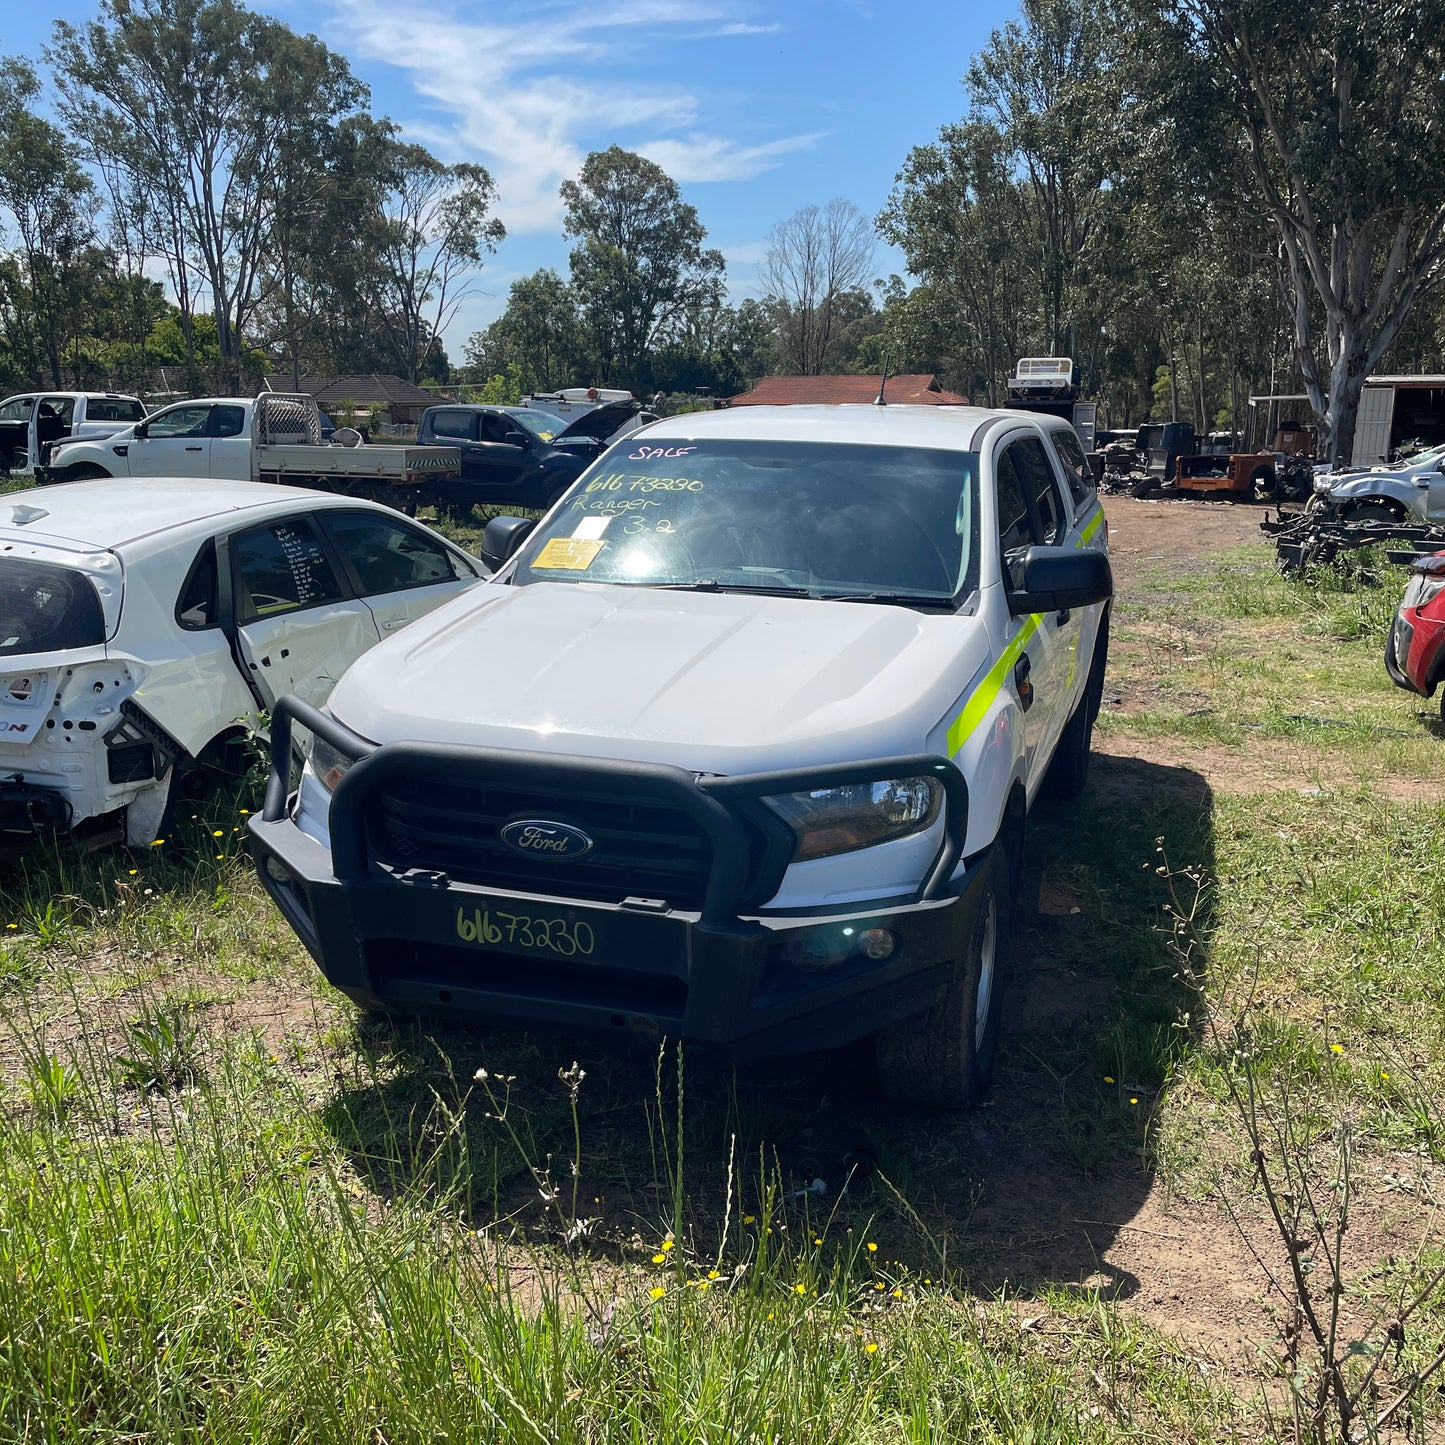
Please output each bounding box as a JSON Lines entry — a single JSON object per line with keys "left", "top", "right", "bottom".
{"left": 533, "top": 537, "right": 604, "bottom": 570}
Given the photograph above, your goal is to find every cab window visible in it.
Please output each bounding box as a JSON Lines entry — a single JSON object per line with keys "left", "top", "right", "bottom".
{"left": 1049, "top": 428, "right": 1095, "bottom": 507}
{"left": 147, "top": 404, "right": 212, "bottom": 439}
{"left": 994, "top": 434, "right": 1067, "bottom": 581}
{"left": 0, "top": 397, "right": 35, "bottom": 424}
{"left": 210, "top": 405, "right": 246, "bottom": 438}
{"left": 320, "top": 511, "right": 473, "bottom": 594}
{"left": 88, "top": 398, "right": 145, "bottom": 423}
{"left": 429, "top": 410, "right": 476, "bottom": 441}
{"left": 232, "top": 518, "right": 345, "bottom": 623}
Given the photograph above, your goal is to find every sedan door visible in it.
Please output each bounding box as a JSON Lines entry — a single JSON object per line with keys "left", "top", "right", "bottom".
{"left": 130, "top": 403, "right": 215, "bottom": 476}
{"left": 227, "top": 514, "right": 379, "bottom": 708}
{"left": 318, "top": 509, "right": 481, "bottom": 637}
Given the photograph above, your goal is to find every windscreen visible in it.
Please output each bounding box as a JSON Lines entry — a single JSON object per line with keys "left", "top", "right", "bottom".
{"left": 0, "top": 559, "right": 106, "bottom": 656}
{"left": 507, "top": 409, "right": 561, "bottom": 441}
{"left": 514, "top": 439, "right": 979, "bottom": 601}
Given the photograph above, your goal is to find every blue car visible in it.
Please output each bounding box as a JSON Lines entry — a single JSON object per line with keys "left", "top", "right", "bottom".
{"left": 415, "top": 400, "right": 643, "bottom": 517}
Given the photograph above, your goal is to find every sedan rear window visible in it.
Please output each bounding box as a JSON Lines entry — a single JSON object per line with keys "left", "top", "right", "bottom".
{"left": 0, "top": 560, "right": 106, "bottom": 656}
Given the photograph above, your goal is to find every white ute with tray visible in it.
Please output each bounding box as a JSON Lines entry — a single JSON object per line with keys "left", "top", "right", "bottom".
{"left": 250, "top": 403, "right": 1112, "bottom": 1108}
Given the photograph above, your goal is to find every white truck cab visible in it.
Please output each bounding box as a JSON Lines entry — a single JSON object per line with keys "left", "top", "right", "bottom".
{"left": 249, "top": 404, "right": 1112, "bottom": 1108}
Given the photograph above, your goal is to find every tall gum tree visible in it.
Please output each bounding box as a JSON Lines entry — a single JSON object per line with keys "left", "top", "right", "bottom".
{"left": 1168, "top": 0, "right": 1445, "bottom": 463}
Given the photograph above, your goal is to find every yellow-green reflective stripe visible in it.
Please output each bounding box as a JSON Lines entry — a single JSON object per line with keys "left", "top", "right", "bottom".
{"left": 947, "top": 613, "right": 1039, "bottom": 755}
{"left": 946, "top": 503, "right": 1104, "bottom": 752}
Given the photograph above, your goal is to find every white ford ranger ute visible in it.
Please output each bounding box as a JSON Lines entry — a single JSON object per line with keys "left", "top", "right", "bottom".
{"left": 249, "top": 405, "right": 1112, "bottom": 1108}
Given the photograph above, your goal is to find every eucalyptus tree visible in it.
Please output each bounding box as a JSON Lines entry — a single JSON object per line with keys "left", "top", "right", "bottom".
{"left": 367, "top": 144, "right": 504, "bottom": 384}
{"left": 51, "top": 0, "right": 366, "bottom": 391}
{"left": 560, "top": 146, "right": 724, "bottom": 388}
{"left": 1166, "top": 0, "right": 1445, "bottom": 461}
{"left": 0, "top": 57, "right": 99, "bottom": 386}
{"left": 760, "top": 198, "right": 876, "bottom": 375}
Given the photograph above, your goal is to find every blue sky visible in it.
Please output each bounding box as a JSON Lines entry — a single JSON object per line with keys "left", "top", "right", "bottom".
{"left": 3, "top": 0, "right": 1014, "bottom": 357}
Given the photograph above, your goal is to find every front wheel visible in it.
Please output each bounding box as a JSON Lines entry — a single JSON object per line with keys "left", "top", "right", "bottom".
{"left": 875, "top": 846, "right": 1009, "bottom": 1110}
{"left": 1348, "top": 502, "right": 1400, "bottom": 526}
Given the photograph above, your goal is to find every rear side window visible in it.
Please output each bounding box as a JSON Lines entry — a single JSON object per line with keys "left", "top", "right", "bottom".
{"left": 0, "top": 560, "right": 105, "bottom": 655}
{"left": 211, "top": 405, "right": 245, "bottom": 438}
{"left": 176, "top": 543, "right": 218, "bottom": 629}
{"left": 320, "top": 511, "right": 472, "bottom": 593}
{"left": 232, "top": 518, "right": 345, "bottom": 623}
{"left": 88, "top": 399, "right": 145, "bottom": 423}
{"left": 1050, "top": 429, "right": 1094, "bottom": 507}
{"left": 429, "top": 410, "right": 475, "bottom": 441}
{"left": 148, "top": 405, "right": 212, "bottom": 439}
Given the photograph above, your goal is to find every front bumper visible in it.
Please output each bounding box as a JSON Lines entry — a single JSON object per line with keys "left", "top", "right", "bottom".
{"left": 248, "top": 698, "right": 978, "bottom": 1057}
{"left": 1386, "top": 606, "right": 1445, "bottom": 697}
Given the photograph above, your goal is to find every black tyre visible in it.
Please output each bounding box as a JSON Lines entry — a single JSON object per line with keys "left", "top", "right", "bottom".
{"left": 875, "top": 845, "right": 1010, "bottom": 1110}
{"left": 444, "top": 502, "right": 475, "bottom": 524}
{"left": 57, "top": 463, "right": 111, "bottom": 483}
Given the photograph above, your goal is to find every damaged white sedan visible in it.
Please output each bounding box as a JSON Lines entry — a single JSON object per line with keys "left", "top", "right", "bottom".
{"left": 0, "top": 477, "right": 482, "bottom": 846}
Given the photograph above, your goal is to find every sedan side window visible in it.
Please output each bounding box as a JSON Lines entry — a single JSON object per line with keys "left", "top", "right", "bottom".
{"left": 320, "top": 511, "right": 473, "bottom": 594}
{"left": 232, "top": 518, "right": 345, "bottom": 623}
{"left": 176, "top": 542, "right": 218, "bottom": 629}
{"left": 148, "top": 405, "right": 213, "bottom": 439}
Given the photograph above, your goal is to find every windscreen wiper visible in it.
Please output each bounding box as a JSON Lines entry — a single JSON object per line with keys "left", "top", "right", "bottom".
{"left": 818, "top": 591, "right": 957, "bottom": 610}
{"left": 646, "top": 580, "right": 817, "bottom": 598}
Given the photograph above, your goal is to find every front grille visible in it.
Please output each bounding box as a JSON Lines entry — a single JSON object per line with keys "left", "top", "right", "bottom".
{"left": 367, "top": 776, "right": 716, "bottom": 908}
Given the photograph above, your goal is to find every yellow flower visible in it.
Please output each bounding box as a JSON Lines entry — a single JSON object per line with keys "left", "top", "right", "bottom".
{"left": 794, "top": 1282, "right": 806, "bottom": 1295}
{"left": 239, "top": 808, "right": 249, "bottom": 816}
{"left": 215, "top": 854, "right": 223, "bottom": 860}
{"left": 150, "top": 838, "right": 165, "bottom": 847}
{"left": 127, "top": 869, "right": 138, "bottom": 876}
{"left": 696, "top": 1279, "right": 712, "bottom": 1291}
{"left": 813, "top": 1237, "right": 823, "bottom": 1246}
{"left": 5, "top": 923, "right": 15, "bottom": 930}
{"left": 1103, "top": 1075, "right": 1115, "bottom": 1084}
{"left": 661, "top": 1239, "right": 674, "bottom": 1252}
{"left": 707, "top": 1269, "right": 720, "bottom": 1280}
{"left": 1380, "top": 1070, "right": 1391, "bottom": 1080}
{"left": 652, "top": 1254, "right": 666, "bottom": 1265}
{"left": 866, "top": 1242, "right": 878, "bottom": 1253}
{"left": 864, "top": 1342, "right": 879, "bottom": 1355}
{"left": 212, "top": 829, "right": 223, "bottom": 838}
{"left": 1330, "top": 1043, "right": 1344, "bottom": 1054}
{"left": 649, "top": 1287, "right": 665, "bottom": 1300}
{"left": 891, "top": 1288, "right": 903, "bottom": 1298}
{"left": 742, "top": 1215, "right": 755, "bottom": 1225}
{"left": 1129, "top": 1097, "right": 1138, "bottom": 1105}
{"left": 874, "top": 1282, "right": 885, "bottom": 1291}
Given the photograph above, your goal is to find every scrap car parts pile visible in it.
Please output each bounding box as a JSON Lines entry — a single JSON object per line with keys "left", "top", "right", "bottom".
{"left": 1261, "top": 509, "right": 1445, "bottom": 572}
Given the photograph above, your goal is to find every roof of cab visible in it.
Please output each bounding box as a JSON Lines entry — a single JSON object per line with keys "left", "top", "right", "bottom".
{"left": 0, "top": 477, "right": 355, "bottom": 552}
{"left": 631, "top": 403, "right": 1071, "bottom": 452}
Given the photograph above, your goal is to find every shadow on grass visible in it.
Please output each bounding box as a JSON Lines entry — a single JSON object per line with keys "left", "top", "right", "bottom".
{"left": 318, "top": 754, "right": 1216, "bottom": 1300}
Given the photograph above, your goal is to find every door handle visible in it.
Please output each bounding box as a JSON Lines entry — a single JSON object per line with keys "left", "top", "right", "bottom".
{"left": 1014, "top": 652, "right": 1034, "bottom": 712}
{"left": 381, "top": 618, "right": 405, "bottom": 630}
{"left": 1056, "top": 607, "right": 1071, "bottom": 625}
{"left": 185, "top": 444, "right": 204, "bottom": 451}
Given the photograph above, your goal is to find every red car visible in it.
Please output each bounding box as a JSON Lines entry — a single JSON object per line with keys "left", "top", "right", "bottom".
{"left": 1386, "top": 552, "right": 1445, "bottom": 720}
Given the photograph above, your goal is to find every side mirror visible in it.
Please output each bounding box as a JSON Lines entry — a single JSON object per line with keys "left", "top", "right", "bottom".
{"left": 132, "top": 422, "right": 148, "bottom": 439}
{"left": 1007, "top": 545, "right": 1113, "bottom": 615}
{"left": 503, "top": 429, "right": 531, "bottom": 449}
{"left": 480, "top": 515, "right": 536, "bottom": 572}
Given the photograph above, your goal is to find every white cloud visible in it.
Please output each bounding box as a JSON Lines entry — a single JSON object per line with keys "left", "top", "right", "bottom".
{"left": 333, "top": 0, "right": 814, "bottom": 232}
{"left": 716, "top": 21, "right": 781, "bottom": 33}
{"left": 638, "top": 130, "right": 826, "bottom": 183}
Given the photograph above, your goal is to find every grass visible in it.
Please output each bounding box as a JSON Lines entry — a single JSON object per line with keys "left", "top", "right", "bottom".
{"left": 0, "top": 520, "right": 1441, "bottom": 1439}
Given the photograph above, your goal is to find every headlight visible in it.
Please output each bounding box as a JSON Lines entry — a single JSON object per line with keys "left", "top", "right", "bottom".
{"left": 309, "top": 733, "right": 358, "bottom": 793}
{"left": 1313, "top": 477, "right": 1333, "bottom": 494}
{"left": 764, "top": 777, "right": 942, "bottom": 861}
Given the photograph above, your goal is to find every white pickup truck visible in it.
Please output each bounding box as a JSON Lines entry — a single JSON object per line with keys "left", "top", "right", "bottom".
{"left": 0, "top": 391, "right": 148, "bottom": 477}
{"left": 249, "top": 404, "right": 1113, "bottom": 1109}
{"left": 45, "top": 393, "right": 461, "bottom": 507}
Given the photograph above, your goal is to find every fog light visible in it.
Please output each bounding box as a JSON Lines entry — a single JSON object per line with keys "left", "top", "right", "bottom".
{"left": 786, "top": 934, "right": 850, "bottom": 971}
{"left": 263, "top": 855, "right": 292, "bottom": 885}
{"left": 857, "top": 928, "right": 896, "bottom": 961}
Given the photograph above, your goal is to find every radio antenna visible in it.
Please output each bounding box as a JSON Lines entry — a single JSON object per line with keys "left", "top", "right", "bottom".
{"left": 874, "top": 353, "right": 893, "bottom": 407}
